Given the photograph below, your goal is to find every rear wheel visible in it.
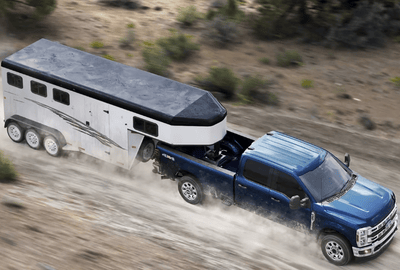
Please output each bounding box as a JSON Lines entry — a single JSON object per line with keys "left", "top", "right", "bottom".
{"left": 43, "top": 135, "right": 61, "bottom": 157}
{"left": 137, "top": 139, "right": 155, "bottom": 162}
{"left": 25, "top": 128, "right": 41, "bottom": 150}
{"left": 321, "top": 233, "right": 352, "bottom": 266}
{"left": 7, "top": 122, "right": 24, "bottom": 143}
{"left": 178, "top": 176, "right": 203, "bottom": 205}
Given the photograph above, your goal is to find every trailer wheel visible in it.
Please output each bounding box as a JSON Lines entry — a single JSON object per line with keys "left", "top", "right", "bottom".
{"left": 321, "top": 233, "right": 352, "bottom": 266}
{"left": 25, "top": 128, "right": 41, "bottom": 150}
{"left": 178, "top": 176, "right": 203, "bottom": 205}
{"left": 43, "top": 135, "right": 61, "bottom": 157}
{"left": 7, "top": 122, "right": 24, "bottom": 143}
{"left": 137, "top": 139, "right": 155, "bottom": 162}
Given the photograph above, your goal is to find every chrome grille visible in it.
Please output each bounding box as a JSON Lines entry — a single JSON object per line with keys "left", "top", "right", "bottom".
{"left": 369, "top": 204, "right": 397, "bottom": 243}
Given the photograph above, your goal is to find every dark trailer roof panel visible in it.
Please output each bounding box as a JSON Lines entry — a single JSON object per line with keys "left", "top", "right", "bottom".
{"left": 1, "top": 39, "right": 227, "bottom": 126}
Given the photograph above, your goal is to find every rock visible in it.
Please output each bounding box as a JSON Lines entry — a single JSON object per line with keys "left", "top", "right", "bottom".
{"left": 359, "top": 115, "right": 376, "bottom": 130}
{"left": 2, "top": 196, "right": 25, "bottom": 209}
{"left": 154, "top": 6, "right": 162, "bottom": 11}
{"left": 98, "top": 0, "right": 141, "bottom": 10}
{"left": 337, "top": 93, "right": 352, "bottom": 99}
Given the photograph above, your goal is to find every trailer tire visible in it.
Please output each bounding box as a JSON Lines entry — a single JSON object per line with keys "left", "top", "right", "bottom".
{"left": 137, "top": 139, "right": 155, "bottom": 163}
{"left": 25, "top": 128, "right": 41, "bottom": 150}
{"left": 178, "top": 176, "right": 203, "bottom": 205}
{"left": 43, "top": 135, "right": 61, "bottom": 157}
{"left": 321, "top": 233, "right": 352, "bottom": 266}
{"left": 7, "top": 122, "right": 24, "bottom": 143}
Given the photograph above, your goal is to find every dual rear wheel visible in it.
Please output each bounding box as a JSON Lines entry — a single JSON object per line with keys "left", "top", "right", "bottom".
{"left": 6, "top": 122, "right": 61, "bottom": 157}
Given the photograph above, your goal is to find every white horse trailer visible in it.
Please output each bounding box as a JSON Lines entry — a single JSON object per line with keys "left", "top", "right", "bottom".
{"left": 1, "top": 39, "right": 227, "bottom": 169}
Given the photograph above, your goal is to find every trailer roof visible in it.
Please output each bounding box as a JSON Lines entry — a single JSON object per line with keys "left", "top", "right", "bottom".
{"left": 1, "top": 39, "right": 226, "bottom": 126}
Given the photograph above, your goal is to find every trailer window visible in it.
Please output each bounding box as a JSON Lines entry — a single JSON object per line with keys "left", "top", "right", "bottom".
{"left": 53, "top": 88, "right": 70, "bottom": 105}
{"left": 31, "top": 81, "right": 47, "bottom": 97}
{"left": 134, "top": 117, "right": 158, "bottom": 137}
{"left": 243, "top": 159, "right": 270, "bottom": 187}
{"left": 7, "top": 73, "right": 23, "bottom": 89}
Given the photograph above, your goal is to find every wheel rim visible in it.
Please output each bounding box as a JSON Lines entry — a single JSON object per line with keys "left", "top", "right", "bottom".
{"left": 142, "top": 143, "right": 154, "bottom": 161}
{"left": 181, "top": 182, "right": 197, "bottom": 201}
{"left": 45, "top": 138, "right": 58, "bottom": 155}
{"left": 325, "top": 241, "right": 344, "bottom": 261}
{"left": 26, "top": 131, "right": 39, "bottom": 147}
{"left": 8, "top": 125, "right": 21, "bottom": 141}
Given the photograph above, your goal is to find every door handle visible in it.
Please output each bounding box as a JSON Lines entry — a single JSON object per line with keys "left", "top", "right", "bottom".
{"left": 238, "top": 184, "right": 247, "bottom": 189}
{"left": 271, "top": 197, "right": 280, "bottom": 202}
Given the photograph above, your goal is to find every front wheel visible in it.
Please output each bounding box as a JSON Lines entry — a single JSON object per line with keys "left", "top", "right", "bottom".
{"left": 321, "top": 233, "right": 352, "bottom": 266}
{"left": 43, "top": 135, "right": 61, "bottom": 157}
{"left": 178, "top": 176, "right": 203, "bottom": 205}
{"left": 7, "top": 122, "right": 24, "bottom": 143}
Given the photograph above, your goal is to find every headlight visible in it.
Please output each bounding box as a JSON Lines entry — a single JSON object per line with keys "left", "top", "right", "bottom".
{"left": 356, "top": 227, "right": 371, "bottom": 247}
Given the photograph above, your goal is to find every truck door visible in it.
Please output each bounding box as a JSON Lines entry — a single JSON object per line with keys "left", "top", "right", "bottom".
{"left": 235, "top": 159, "right": 271, "bottom": 216}
{"left": 268, "top": 169, "right": 311, "bottom": 231}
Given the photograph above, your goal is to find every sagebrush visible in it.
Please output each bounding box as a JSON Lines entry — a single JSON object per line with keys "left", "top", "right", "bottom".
{"left": 0, "top": 151, "right": 17, "bottom": 181}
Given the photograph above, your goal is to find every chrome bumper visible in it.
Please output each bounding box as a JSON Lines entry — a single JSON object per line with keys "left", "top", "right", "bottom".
{"left": 353, "top": 213, "right": 398, "bottom": 257}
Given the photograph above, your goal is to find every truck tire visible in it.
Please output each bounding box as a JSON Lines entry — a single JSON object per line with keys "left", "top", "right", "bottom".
{"left": 25, "top": 128, "right": 41, "bottom": 150}
{"left": 137, "top": 139, "right": 155, "bottom": 163}
{"left": 178, "top": 176, "right": 203, "bottom": 205}
{"left": 43, "top": 135, "right": 61, "bottom": 157}
{"left": 321, "top": 233, "right": 352, "bottom": 266}
{"left": 7, "top": 122, "right": 24, "bottom": 143}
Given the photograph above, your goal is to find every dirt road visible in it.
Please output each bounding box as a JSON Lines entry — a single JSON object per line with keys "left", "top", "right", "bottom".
{"left": 1, "top": 74, "right": 400, "bottom": 270}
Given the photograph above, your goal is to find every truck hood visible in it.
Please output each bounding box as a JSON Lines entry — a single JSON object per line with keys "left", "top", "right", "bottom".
{"left": 323, "top": 175, "right": 395, "bottom": 227}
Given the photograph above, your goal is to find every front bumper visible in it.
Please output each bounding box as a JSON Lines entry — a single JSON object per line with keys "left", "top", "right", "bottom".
{"left": 353, "top": 213, "right": 398, "bottom": 257}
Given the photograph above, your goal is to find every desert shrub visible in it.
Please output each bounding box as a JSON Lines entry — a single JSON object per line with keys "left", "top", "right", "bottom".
{"left": 177, "top": 5, "right": 203, "bottom": 26}
{"left": 239, "top": 75, "right": 268, "bottom": 103}
{"left": 259, "top": 57, "right": 270, "bottom": 64}
{"left": 127, "top": 23, "right": 135, "bottom": 28}
{"left": 90, "top": 41, "right": 104, "bottom": 49}
{"left": 206, "top": 9, "right": 217, "bottom": 20}
{"left": 390, "top": 76, "right": 400, "bottom": 87}
{"left": 276, "top": 50, "right": 303, "bottom": 67}
{"left": 102, "top": 54, "right": 116, "bottom": 61}
{"left": 119, "top": 29, "right": 135, "bottom": 47}
{"left": 204, "top": 15, "right": 239, "bottom": 46}
{"left": 73, "top": 46, "right": 85, "bottom": 51}
{"left": 0, "top": 0, "right": 56, "bottom": 19}
{"left": 394, "top": 36, "right": 400, "bottom": 42}
{"left": 156, "top": 30, "right": 200, "bottom": 61}
{"left": 127, "top": 53, "right": 134, "bottom": 57}
{"left": 0, "top": 151, "right": 17, "bottom": 181}
{"left": 301, "top": 79, "right": 314, "bottom": 88}
{"left": 207, "top": 67, "right": 240, "bottom": 99}
{"left": 142, "top": 43, "right": 170, "bottom": 76}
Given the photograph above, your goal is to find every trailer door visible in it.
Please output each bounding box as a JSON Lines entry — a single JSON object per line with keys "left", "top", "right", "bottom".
{"left": 84, "top": 98, "right": 111, "bottom": 162}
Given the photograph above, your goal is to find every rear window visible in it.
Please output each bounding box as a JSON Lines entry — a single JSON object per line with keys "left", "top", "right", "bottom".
{"left": 53, "top": 88, "right": 70, "bottom": 105}
{"left": 31, "top": 81, "right": 47, "bottom": 97}
{"left": 133, "top": 117, "right": 158, "bottom": 137}
{"left": 7, "top": 73, "right": 23, "bottom": 89}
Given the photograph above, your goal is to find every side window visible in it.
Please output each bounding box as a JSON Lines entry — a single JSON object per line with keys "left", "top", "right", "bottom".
{"left": 133, "top": 117, "right": 158, "bottom": 137}
{"left": 243, "top": 159, "right": 271, "bottom": 187}
{"left": 7, "top": 72, "right": 23, "bottom": 89}
{"left": 31, "top": 81, "right": 47, "bottom": 97}
{"left": 271, "top": 170, "right": 305, "bottom": 198}
{"left": 53, "top": 88, "right": 70, "bottom": 105}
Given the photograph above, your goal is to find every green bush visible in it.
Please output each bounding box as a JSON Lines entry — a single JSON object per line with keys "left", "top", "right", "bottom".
{"left": 102, "top": 54, "right": 116, "bottom": 61}
{"left": 204, "top": 15, "right": 239, "bottom": 46}
{"left": 119, "top": 29, "right": 135, "bottom": 47}
{"left": 301, "top": 79, "right": 314, "bottom": 88}
{"left": 276, "top": 50, "right": 303, "bottom": 67}
{"left": 142, "top": 44, "right": 170, "bottom": 76}
{"left": 0, "top": 0, "right": 56, "bottom": 19}
{"left": 394, "top": 36, "right": 400, "bottom": 43}
{"left": 127, "top": 23, "right": 135, "bottom": 28}
{"left": 177, "top": 5, "right": 202, "bottom": 26}
{"left": 390, "top": 77, "right": 400, "bottom": 87}
{"left": 156, "top": 30, "right": 200, "bottom": 61}
{"left": 207, "top": 66, "right": 240, "bottom": 99}
{"left": 0, "top": 151, "right": 17, "bottom": 181}
{"left": 239, "top": 75, "right": 268, "bottom": 103}
{"left": 73, "top": 46, "right": 86, "bottom": 51}
{"left": 259, "top": 57, "right": 270, "bottom": 64}
{"left": 90, "top": 41, "right": 104, "bottom": 49}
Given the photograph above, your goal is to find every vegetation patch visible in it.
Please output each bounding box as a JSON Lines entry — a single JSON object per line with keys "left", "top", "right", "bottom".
{"left": 102, "top": 54, "right": 116, "bottom": 61}
{"left": 73, "top": 46, "right": 86, "bottom": 51}
{"left": 90, "top": 41, "right": 104, "bottom": 49}
{"left": 142, "top": 42, "right": 170, "bottom": 76}
{"left": 0, "top": 151, "right": 18, "bottom": 182}
{"left": 204, "top": 15, "right": 239, "bottom": 46}
{"left": 276, "top": 50, "right": 303, "bottom": 67}
{"left": 156, "top": 30, "right": 200, "bottom": 61}
{"left": 127, "top": 23, "right": 135, "bottom": 28}
{"left": 390, "top": 77, "right": 400, "bottom": 87}
{"left": 259, "top": 57, "right": 270, "bottom": 65}
{"left": 119, "top": 29, "right": 135, "bottom": 48}
{"left": 177, "top": 5, "right": 203, "bottom": 26}
{"left": 239, "top": 75, "right": 267, "bottom": 103}
{"left": 301, "top": 79, "right": 314, "bottom": 88}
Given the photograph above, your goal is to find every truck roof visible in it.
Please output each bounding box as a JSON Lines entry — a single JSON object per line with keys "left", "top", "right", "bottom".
{"left": 247, "top": 131, "right": 326, "bottom": 176}
{"left": 1, "top": 39, "right": 226, "bottom": 126}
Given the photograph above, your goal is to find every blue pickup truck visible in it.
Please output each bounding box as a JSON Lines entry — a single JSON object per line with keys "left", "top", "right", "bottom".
{"left": 152, "top": 130, "right": 398, "bottom": 265}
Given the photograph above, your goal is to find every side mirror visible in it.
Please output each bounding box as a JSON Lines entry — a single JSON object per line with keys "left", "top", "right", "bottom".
{"left": 289, "top": 195, "right": 300, "bottom": 210}
{"left": 344, "top": 153, "right": 350, "bottom": 167}
{"left": 300, "top": 197, "right": 310, "bottom": 208}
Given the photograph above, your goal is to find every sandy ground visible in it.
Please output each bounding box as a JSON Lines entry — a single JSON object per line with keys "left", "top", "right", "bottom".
{"left": 1, "top": 1, "right": 400, "bottom": 269}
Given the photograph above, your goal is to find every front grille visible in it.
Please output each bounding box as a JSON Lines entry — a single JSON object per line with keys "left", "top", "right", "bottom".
{"left": 374, "top": 228, "right": 397, "bottom": 252}
{"left": 369, "top": 203, "right": 397, "bottom": 244}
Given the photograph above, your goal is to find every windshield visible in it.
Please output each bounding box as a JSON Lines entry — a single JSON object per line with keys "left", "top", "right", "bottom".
{"left": 299, "top": 153, "right": 352, "bottom": 202}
